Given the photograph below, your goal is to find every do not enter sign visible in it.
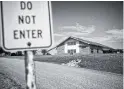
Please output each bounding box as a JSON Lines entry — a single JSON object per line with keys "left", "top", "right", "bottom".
{"left": 1, "top": 1, "right": 53, "bottom": 51}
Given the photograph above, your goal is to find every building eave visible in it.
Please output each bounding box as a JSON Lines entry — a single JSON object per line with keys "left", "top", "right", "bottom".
{"left": 47, "top": 36, "right": 114, "bottom": 52}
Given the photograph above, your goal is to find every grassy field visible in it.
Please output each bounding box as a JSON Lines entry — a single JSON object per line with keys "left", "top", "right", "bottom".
{"left": 34, "top": 54, "right": 123, "bottom": 74}
{"left": 4, "top": 53, "right": 123, "bottom": 74}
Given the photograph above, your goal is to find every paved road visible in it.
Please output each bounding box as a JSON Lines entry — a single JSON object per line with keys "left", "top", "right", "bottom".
{"left": 0, "top": 57, "right": 123, "bottom": 89}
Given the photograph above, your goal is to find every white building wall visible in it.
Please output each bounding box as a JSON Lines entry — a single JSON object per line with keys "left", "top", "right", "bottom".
{"left": 64, "top": 41, "right": 80, "bottom": 53}
{"left": 64, "top": 43, "right": 67, "bottom": 53}
{"left": 76, "top": 41, "right": 79, "bottom": 53}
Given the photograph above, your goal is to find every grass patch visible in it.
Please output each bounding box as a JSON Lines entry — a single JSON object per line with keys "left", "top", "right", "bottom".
{"left": 34, "top": 54, "right": 123, "bottom": 74}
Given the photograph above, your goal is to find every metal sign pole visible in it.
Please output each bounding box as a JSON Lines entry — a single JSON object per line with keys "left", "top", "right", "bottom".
{"left": 24, "top": 51, "right": 36, "bottom": 89}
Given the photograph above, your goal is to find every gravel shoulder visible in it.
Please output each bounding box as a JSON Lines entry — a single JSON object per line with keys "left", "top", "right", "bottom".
{"left": 0, "top": 72, "right": 23, "bottom": 89}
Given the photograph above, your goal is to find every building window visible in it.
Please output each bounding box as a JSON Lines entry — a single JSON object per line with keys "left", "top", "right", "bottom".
{"left": 74, "top": 49, "right": 76, "bottom": 53}
{"left": 68, "top": 50, "right": 70, "bottom": 53}
{"left": 97, "top": 49, "right": 99, "bottom": 53}
{"left": 67, "top": 42, "right": 76, "bottom": 45}
{"left": 91, "top": 48, "right": 93, "bottom": 53}
{"left": 68, "top": 49, "right": 76, "bottom": 55}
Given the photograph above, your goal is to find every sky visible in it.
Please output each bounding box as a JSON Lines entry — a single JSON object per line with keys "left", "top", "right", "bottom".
{"left": 51, "top": 1, "right": 123, "bottom": 49}
{"left": 0, "top": 1, "right": 123, "bottom": 50}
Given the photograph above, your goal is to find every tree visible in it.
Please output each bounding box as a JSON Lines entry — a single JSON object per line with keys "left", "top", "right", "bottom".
{"left": 0, "top": 47, "right": 5, "bottom": 53}
{"left": 0, "top": 47, "right": 11, "bottom": 56}
{"left": 32, "top": 50, "right": 37, "bottom": 55}
{"left": 42, "top": 49, "right": 47, "bottom": 55}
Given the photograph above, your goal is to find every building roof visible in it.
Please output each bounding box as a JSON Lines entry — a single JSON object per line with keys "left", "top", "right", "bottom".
{"left": 48, "top": 36, "right": 114, "bottom": 52}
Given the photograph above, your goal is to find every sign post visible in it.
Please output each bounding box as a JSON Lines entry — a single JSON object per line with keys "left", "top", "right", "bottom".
{"left": 24, "top": 50, "right": 36, "bottom": 89}
{"left": 1, "top": 1, "right": 53, "bottom": 89}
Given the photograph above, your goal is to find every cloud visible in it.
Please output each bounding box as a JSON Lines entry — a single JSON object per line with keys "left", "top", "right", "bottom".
{"left": 79, "top": 29, "right": 123, "bottom": 43}
{"left": 60, "top": 22, "right": 95, "bottom": 35}
{"left": 53, "top": 31, "right": 91, "bottom": 38}
{"left": 106, "top": 29, "right": 123, "bottom": 40}
{"left": 106, "top": 29, "right": 123, "bottom": 35}
{"left": 63, "top": 32, "right": 90, "bottom": 36}
{"left": 54, "top": 33, "right": 64, "bottom": 37}
{"left": 76, "top": 23, "right": 95, "bottom": 34}
{"left": 59, "top": 26, "right": 76, "bottom": 30}
{"left": 55, "top": 27, "right": 123, "bottom": 47}
{"left": 80, "top": 36, "right": 112, "bottom": 43}
{"left": 85, "top": 29, "right": 123, "bottom": 43}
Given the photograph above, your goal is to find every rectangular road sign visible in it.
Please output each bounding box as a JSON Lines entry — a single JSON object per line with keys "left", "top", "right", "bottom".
{"left": 1, "top": 1, "right": 53, "bottom": 51}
